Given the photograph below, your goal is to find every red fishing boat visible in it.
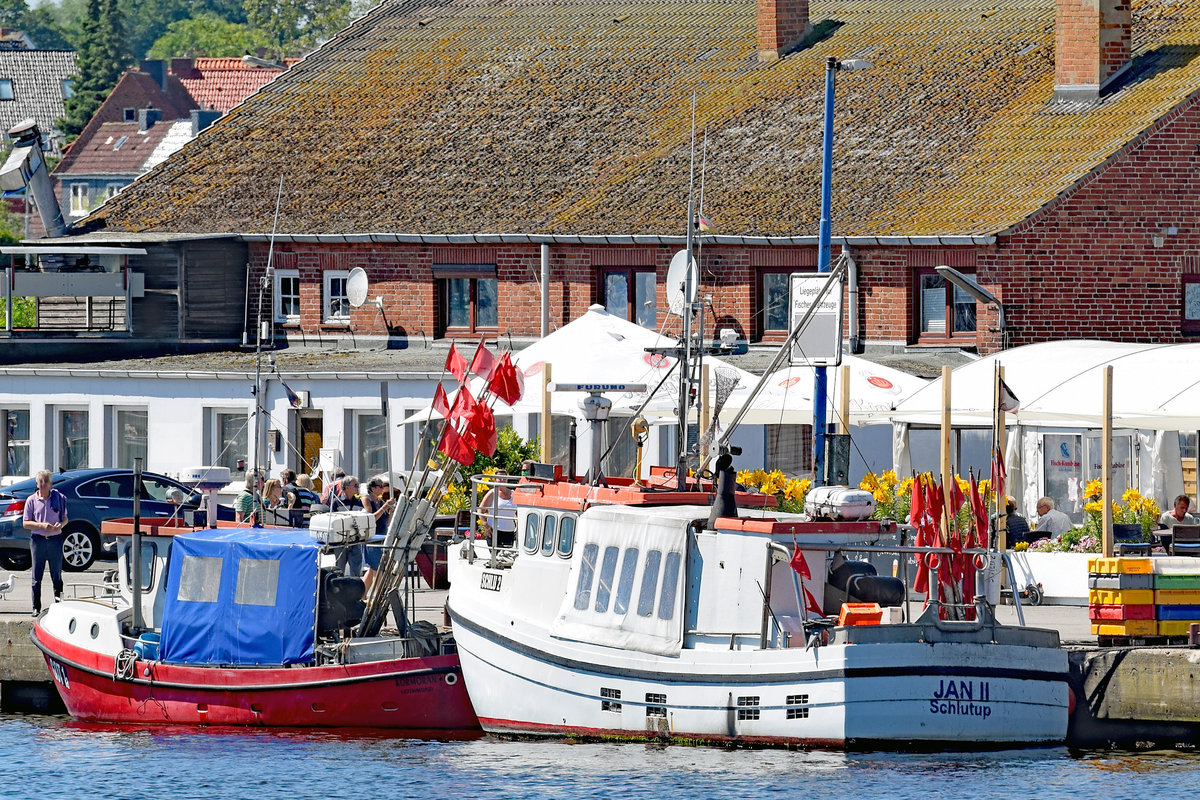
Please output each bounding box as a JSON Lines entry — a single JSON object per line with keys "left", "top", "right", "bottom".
{"left": 31, "top": 516, "right": 478, "bottom": 731}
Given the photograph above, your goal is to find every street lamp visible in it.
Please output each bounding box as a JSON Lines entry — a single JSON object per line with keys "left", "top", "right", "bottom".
{"left": 934, "top": 264, "right": 1008, "bottom": 348}
{"left": 813, "top": 56, "right": 872, "bottom": 486}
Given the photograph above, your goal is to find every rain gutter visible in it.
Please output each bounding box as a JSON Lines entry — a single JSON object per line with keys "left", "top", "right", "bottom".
{"left": 237, "top": 233, "right": 998, "bottom": 246}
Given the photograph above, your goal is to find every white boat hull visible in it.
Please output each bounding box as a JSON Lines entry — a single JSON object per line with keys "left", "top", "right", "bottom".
{"left": 449, "top": 599, "right": 1069, "bottom": 748}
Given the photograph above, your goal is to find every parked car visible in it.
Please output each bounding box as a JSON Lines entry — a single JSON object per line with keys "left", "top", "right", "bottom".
{"left": 0, "top": 469, "right": 232, "bottom": 571}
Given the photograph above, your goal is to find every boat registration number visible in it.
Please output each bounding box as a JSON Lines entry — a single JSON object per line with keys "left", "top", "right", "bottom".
{"left": 49, "top": 659, "right": 70, "bottom": 689}
{"left": 481, "top": 571, "right": 503, "bottom": 592}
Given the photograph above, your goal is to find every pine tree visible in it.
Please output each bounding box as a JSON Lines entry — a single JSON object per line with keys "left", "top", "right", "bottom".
{"left": 58, "top": 0, "right": 129, "bottom": 140}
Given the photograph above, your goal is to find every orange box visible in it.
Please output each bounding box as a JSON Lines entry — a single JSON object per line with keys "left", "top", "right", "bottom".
{"left": 838, "top": 602, "right": 882, "bottom": 627}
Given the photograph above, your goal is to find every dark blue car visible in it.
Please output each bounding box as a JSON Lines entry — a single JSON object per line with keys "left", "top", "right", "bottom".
{"left": 0, "top": 469, "right": 228, "bottom": 571}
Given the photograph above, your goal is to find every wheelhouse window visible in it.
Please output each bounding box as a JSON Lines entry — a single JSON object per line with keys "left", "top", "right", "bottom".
{"left": 59, "top": 408, "right": 88, "bottom": 469}
{"left": 435, "top": 265, "right": 498, "bottom": 334}
{"left": 3, "top": 409, "right": 28, "bottom": 476}
{"left": 114, "top": 408, "right": 148, "bottom": 469}
{"left": 275, "top": 268, "right": 300, "bottom": 323}
{"left": 601, "top": 269, "right": 656, "bottom": 329}
{"left": 915, "top": 268, "right": 977, "bottom": 343}
{"left": 323, "top": 270, "right": 350, "bottom": 323}
{"left": 178, "top": 555, "right": 222, "bottom": 603}
{"left": 235, "top": 558, "right": 279, "bottom": 606}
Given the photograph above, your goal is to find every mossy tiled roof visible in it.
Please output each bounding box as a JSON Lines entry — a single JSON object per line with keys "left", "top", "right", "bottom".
{"left": 90, "top": 0, "right": 1200, "bottom": 238}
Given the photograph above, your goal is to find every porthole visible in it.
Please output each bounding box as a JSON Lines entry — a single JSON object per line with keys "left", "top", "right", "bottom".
{"left": 445, "top": 672, "right": 459, "bottom": 685}
{"left": 68, "top": 618, "right": 76, "bottom": 634}
{"left": 89, "top": 623, "right": 100, "bottom": 639}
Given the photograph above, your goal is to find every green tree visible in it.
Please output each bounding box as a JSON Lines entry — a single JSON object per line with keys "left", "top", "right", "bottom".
{"left": 121, "top": 0, "right": 248, "bottom": 61}
{"left": 146, "top": 12, "right": 268, "bottom": 59}
{"left": 22, "top": 6, "right": 73, "bottom": 49}
{"left": 58, "top": 0, "right": 129, "bottom": 139}
{"left": 243, "top": 0, "right": 349, "bottom": 54}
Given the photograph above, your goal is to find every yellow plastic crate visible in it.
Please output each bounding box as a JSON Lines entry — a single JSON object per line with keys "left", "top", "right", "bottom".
{"left": 1089, "top": 557, "right": 1153, "bottom": 575}
{"left": 1088, "top": 588, "right": 1154, "bottom": 605}
{"left": 1158, "top": 620, "right": 1200, "bottom": 636}
{"left": 1092, "top": 620, "right": 1157, "bottom": 637}
{"left": 1155, "top": 589, "right": 1200, "bottom": 605}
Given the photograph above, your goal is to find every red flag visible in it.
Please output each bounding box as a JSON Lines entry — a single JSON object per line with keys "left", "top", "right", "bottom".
{"left": 803, "top": 586, "right": 823, "bottom": 616}
{"left": 911, "top": 474, "right": 930, "bottom": 594}
{"left": 789, "top": 545, "right": 811, "bottom": 580}
{"left": 466, "top": 401, "right": 497, "bottom": 457}
{"left": 432, "top": 384, "right": 451, "bottom": 418}
{"left": 445, "top": 344, "right": 468, "bottom": 384}
{"left": 448, "top": 382, "right": 477, "bottom": 425}
{"left": 991, "top": 448, "right": 1007, "bottom": 506}
{"left": 487, "top": 352, "right": 525, "bottom": 406}
{"left": 469, "top": 340, "right": 494, "bottom": 379}
{"left": 969, "top": 472, "right": 988, "bottom": 550}
{"left": 951, "top": 477, "right": 966, "bottom": 512}
{"left": 438, "top": 423, "right": 475, "bottom": 464}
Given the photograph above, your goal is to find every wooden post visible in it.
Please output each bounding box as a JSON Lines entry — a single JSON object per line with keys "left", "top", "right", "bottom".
{"left": 699, "top": 363, "right": 711, "bottom": 443}
{"left": 1102, "top": 365, "right": 1114, "bottom": 557}
{"left": 540, "top": 363, "right": 553, "bottom": 463}
{"left": 839, "top": 363, "right": 851, "bottom": 435}
{"left": 940, "top": 365, "right": 954, "bottom": 541}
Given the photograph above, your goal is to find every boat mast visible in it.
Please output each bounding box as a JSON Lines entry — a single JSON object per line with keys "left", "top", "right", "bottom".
{"left": 253, "top": 177, "right": 285, "bottom": 492}
{"left": 677, "top": 93, "right": 698, "bottom": 491}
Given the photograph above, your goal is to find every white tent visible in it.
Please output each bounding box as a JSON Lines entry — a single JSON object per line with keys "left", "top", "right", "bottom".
{"left": 717, "top": 355, "right": 929, "bottom": 427}
{"left": 401, "top": 304, "right": 764, "bottom": 422}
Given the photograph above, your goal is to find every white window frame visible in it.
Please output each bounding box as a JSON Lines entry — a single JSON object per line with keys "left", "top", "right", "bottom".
{"left": 323, "top": 270, "right": 350, "bottom": 324}
{"left": 274, "top": 268, "right": 300, "bottom": 324}
{"left": 1, "top": 407, "right": 29, "bottom": 477}
{"left": 210, "top": 408, "right": 251, "bottom": 479}
{"left": 57, "top": 406, "right": 89, "bottom": 471}
{"left": 69, "top": 183, "right": 88, "bottom": 216}
{"left": 112, "top": 406, "right": 148, "bottom": 469}
{"left": 353, "top": 409, "right": 388, "bottom": 479}
{"left": 104, "top": 183, "right": 122, "bottom": 202}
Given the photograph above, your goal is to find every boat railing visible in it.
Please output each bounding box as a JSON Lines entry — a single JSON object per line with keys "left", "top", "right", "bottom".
{"left": 466, "top": 472, "right": 530, "bottom": 565}
{"left": 760, "top": 540, "right": 1026, "bottom": 650}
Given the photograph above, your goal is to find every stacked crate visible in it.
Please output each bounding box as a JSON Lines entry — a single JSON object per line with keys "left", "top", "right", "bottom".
{"left": 1088, "top": 557, "right": 1155, "bottom": 639}
{"left": 1153, "top": 558, "right": 1200, "bottom": 636}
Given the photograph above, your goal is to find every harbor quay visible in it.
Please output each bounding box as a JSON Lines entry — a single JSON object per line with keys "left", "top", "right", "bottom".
{"left": 1, "top": 564, "right": 1197, "bottom": 750}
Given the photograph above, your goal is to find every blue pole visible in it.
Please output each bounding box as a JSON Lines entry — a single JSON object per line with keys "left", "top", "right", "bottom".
{"left": 813, "top": 57, "right": 837, "bottom": 486}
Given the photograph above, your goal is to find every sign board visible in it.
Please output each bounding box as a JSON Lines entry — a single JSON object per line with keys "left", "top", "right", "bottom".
{"left": 789, "top": 273, "right": 844, "bottom": 366}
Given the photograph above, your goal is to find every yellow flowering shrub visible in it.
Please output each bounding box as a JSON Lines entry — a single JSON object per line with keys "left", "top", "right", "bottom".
{"left": 739, "top": 469, "right": 811, "bottom": 513}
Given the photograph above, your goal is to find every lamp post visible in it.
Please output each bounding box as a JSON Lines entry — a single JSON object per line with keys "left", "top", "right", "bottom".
{"left": 813, "top": 56, "right": 871, "bottom": 485}
{"left": 934, "top": 265, "right": 1008, "bottom": 350}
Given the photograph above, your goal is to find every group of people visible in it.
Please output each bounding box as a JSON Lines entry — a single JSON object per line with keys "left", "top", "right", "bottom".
{"left": 1002, "top": 493, "right": 1198, "bottom": 544}
{"left": 233, "top": 468, "right": 396, "bottom": 588}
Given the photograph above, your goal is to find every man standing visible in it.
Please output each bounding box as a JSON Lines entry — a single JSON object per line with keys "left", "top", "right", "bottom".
{"left": 234, "top": 470, "right": 265, "bottom": 525}
{"left": 24, "top": 470, "right": 67, "bottom": 616}
{"left": 1034, "top": 496, "right": 1073, "bottom": 538}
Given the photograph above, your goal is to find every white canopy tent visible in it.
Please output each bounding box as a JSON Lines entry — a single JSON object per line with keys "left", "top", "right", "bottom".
{"left": 874, "top": 340, "right": 1193, "bottom": 519}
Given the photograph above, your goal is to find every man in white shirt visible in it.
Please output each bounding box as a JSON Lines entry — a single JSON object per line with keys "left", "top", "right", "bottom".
{"left": 1159, "top": 494, "right": 1196, "bottom": 529}
{"left": 1035, "top": 497, "right": 1073, "bottom": 538}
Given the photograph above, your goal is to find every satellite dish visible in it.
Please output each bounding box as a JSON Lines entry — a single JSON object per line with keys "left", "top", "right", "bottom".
{"left": 666, "top": 250, "right": 698, "bottom": 317}
{"left": 346, "top": 267, "right": 369, "bottom": 308}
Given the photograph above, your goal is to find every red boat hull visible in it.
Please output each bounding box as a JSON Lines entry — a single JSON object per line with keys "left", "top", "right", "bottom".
{"left": 32, "top": 625, "right": 480, "bottom": 731}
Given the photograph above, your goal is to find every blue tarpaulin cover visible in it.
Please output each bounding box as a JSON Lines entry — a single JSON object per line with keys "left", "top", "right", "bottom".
{"left": 159, "top": 528, "right": 319, "bottom": 666}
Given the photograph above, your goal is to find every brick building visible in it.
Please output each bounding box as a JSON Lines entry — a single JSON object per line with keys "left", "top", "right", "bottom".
{"left": 41, "top": 0, "right": 1200, "bottom": 361}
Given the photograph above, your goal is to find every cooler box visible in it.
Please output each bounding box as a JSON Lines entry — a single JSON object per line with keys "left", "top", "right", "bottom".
{"left": 309, "top": 511, "right": 375, "bottom": 544}
{"left": 838, "top": 602, "right": 882, "bottom": 627}
{"left": 804, "top": 487, "right": 875, "bottom": 521}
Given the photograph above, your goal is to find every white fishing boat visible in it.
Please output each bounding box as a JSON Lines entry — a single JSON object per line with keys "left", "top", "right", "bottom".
{"left": 445, "top": 252, "right": 1069, "bottom": 748}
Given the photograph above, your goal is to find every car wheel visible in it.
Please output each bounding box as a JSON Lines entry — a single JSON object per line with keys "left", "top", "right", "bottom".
{"left": 61, "top": 524, "right": 99, "bottom": 572}
{"left": 0, "top": 552, "right": 30, "bottom": 570}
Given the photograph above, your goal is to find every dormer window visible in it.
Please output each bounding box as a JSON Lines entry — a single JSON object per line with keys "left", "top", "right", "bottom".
{"left": 123, "top": 108, "right": 136, "bottom": 122}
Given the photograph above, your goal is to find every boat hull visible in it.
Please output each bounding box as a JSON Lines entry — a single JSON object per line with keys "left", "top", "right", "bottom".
{"left": 32, "top": 624, "right": 480, "bottom": 731}
{"left": 449, "top": 604, "right": 1069, "bottom": 749}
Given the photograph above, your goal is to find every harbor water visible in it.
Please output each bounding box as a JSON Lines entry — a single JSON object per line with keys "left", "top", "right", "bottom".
{"left": 6, "top": 714, "right": 1200, "bottom": 800}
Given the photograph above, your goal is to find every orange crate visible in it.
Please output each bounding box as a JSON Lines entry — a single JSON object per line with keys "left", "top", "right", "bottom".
{"left": 838, "top": 602, "right": 882, "bottom": 627}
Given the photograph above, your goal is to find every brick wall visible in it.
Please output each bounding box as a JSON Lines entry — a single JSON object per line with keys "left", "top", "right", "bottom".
{"left": 1055, "top": 0, "right": 1130, "bottom": 88}
{"left": 756, "top": 0, "right": 810, "bottom": 62}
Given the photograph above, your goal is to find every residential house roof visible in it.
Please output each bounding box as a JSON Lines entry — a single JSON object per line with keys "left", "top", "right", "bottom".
{"left": 56, "top": 120, "right": 193, "bottom": 178}
{"left": 176, "top": 57, "right": 295, "bottom": 114}
{"left": 0, "top": 49, "right": 75, "bottom": 146}
{"left": 87, "top": 0, "right": 1200, "bottom": 239}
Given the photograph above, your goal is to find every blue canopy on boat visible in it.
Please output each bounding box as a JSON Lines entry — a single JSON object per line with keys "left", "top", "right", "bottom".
{"left": 158, "top": 528, "right": 319, "bottom": 666}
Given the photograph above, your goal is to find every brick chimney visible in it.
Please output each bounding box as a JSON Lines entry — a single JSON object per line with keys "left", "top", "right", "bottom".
{"left": 1054, "top": 0, "right": 1131, "bottom": 102}
{"left": 757, "top": 0, "right": 810, "bottom": 63}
